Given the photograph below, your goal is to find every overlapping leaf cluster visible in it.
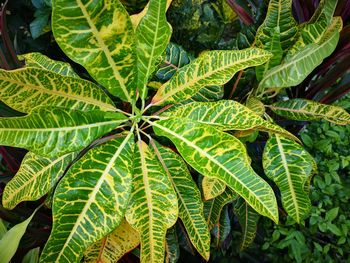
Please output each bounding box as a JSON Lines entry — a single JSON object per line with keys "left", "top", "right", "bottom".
{"left": 0, "top": 0, "right": 349, "bottom": 262}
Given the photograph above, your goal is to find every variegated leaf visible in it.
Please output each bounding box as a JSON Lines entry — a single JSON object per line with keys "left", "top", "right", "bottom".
{"left": 0, "top": 107, "right": 126, "bottom": 158}
{"left": 165, "top": 227, "right": 180, "bottom": 263}
{"left": 136, "top": 0, "right": 172, "bottom": 99}
{"left": 83, "top": 219, "right": 140, "bottom": 263}
{"left": 2, "top": 152, "right": 77, "bottom": 210}
{"left": 212, "top": 205, "right": 231, "bottom": 247}
{"left": 258, "top": 17, "right": 342, "bottom": 94}
{"left": 255, "top": 0, "right": 298, "bottom": 51}
{"left": 263, "top": 135, "right": 314, "bottom": 223}
{"left": 246, "top": 97, "right": 265, "bottom": 116}
{"left": 52, "top": 0, "right": 136, "bottom": 101}
{"left": 309, "top": 0, "right": 338, "bottom": 24}
{"left": 0, "top": 68, "right": 115, "bottom": 113}
{"left": 150, "top": 141, "right": 210, "bottom": 260}
{"left": 125, "top": 140, "right": 178, "bottom": 263}
{"left": 202, "top": 177, "right": 226, "bottom": 201}
{"left": 269, "top": 98, "right": 350, "bottom": 125}
{"left": 152, "top": 119, "right": 279, "bottom": 223}
{"left": 234, "top": 197, "right": 260, "bottom": 250}
{"left": 204, "top": 188, "right": 237, "bottom": 230}
{"left": 40, "top": 134, "right": 134, "bottom": 262}
{"left": 151, "top": 48, "right": 271, "bottom": 106}
{"left": 162, "top": 101, "right": 299, "bottom": 141}
{"left": 18, "top": 52, "right": 79, "bottom": 78}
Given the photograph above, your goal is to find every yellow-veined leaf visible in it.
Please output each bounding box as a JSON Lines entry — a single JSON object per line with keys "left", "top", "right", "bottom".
{"left": 18, "top": 52, "right": 79, "bottom": 78}
{"left": 269, "top": 98, "right": 350, "bottom": 125}
{"left": 234, "top": 197, "right": 260, "bottom": 250}
{"left": 152, "top": 119, "right": 279, "bottom": 223}
{"left": 202, "top": 177, "right": 226, "bottom": 201}
{"left": 40, "top": 133, "right": 134, "bottom": 262}
{"left": 263, "top": 134, "right": 314, "bottom": 223}
{"left": 136, "top": 0, "right": 172, "bottom": 98}
{"left": 52, "top": 0, "right": 136, "bottom": 102}
{"left": 246, "top": 97, "right": 265, "bottom": 116}
{"left": 0, "top": 107, "right": 126, "bottom": 158}
{"left": 125, "top": 140, "right": 178, "bottom": 263}
{"left": 309, "top": 0, "right": 338, "bottom": 24}
{"left": 150, "top": 141, "right": 210, "bottom": 260}
{"left": 2, "top": 151, "right": 77, "bottom": 210}
{"left": 151, "top": 48, "right": 271, "bottom": 106}
{"left": 0, "top": 68, "right": 115, "bottom": 113}
{"left": 83, "top": 219, "right": 140, "bottom": 263}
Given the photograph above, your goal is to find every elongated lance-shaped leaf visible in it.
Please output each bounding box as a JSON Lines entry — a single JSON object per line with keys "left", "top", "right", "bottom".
{"left": 255, "top": 0, "right": 298, "bottom": 51}
{"left": 234, "top": 197, "right": 260, "bottom": 250}
{"left": 152, "top": 119, "right": 279, "bottom": 223}
{"left": 246, "top": 97, "right": 265, "bottom": 116}
{"left": 255, "top": 26, "right": 283, "bottom": 81}
{"left": 125, "top": 140, "right": 178, "bottom": 263}
{"left": 52, "top": 0, "right": 136, "bottom": 102}
{"left": 204, "top": 188, "right": 237, "bottom": 230}
{"left": 165, "top": 227, "right": 180, "bottom": 263}
{"left": 151, "top": 48, "right": 272, "bottom": 106}
{"left": 0, "top": 107, "right": 126, "bottom": 158}
{"left": 2, "top": 151, "right": 77, "bottom": 210}
{"left": 18, "top": 52, "right": 79, "bottom": 78}
{"left": 136, "top": 0, "right": 172, "bottom": 99}
{"left": 202, "top": 177, "right": 226, "bottom": 201}
{"left": 263, "top": 135, "right": 314, "bottom": 223}
{"left": 0, "top": 68, "right": 116, "bottom": 113}
{"left": 83, "top": 219, "right": 140, "bottom": 263}
{"left": 212, "top": 205, "right": 231, "bottom": 247}
{"left": 258, "top": 18, "right": 342, "bottom": 94}
{"left": 40, "top": 134, "right": 134, "bottom": 262}
{"left": 162, "top": 100, "right": 299, "bottom": 141}
{"left": 150, "top": 141, "right": 210, "bottom": 260}
{"left": 309, "top": 0, "right": 338, "bottom": 24}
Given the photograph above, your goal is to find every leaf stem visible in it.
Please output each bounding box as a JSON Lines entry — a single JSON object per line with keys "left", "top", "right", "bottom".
{"left": 229, "top": 70, "right": 244, "bottom": 99}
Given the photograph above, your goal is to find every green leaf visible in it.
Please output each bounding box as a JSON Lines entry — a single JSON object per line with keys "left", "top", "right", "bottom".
{"left": 0, "top": 68, "right": 115, "bottom": 113}
{"left": 152, "top": 119, "right": 279, "bottom": 223}
{"left": 40, "top": 134, "right": 134, "bottom": 262}
{"left": 151, "top": 48, "right": 272, "bottom": 106}
{"left": 212, "top": 205, "right": 231, "bottom": 247}
{"left": 83, "top": 219, "right": 140, "bottom": 263}
{"left": 2, "top": 151, "right": 77, "bottom": 210}
{"left": 18, "top": 52, "right": 79, "bottom": 78}
{"left": 165, "top": 227, "right": 180, "bottom": 263}
{"left": 0, "top": 219, "right": 7, "bottom": 239}
{"left": 258, "top": 17, "right": 342, "bottom": 94}
{"left": 125, "top": 140, "right": 178, "bottom": 263}
{"left": 0, "top": 107, "right": 126, "bottom": 158}
{"left": 0, "top": 207, "right": 40, "bottom": 263}
{"left": 255, "top": 0, "right": 298, "bottom": 51}
{"left": 163, "top": 101, "right": 299, "bottom": 141}
{"left": 202, "top": 177, "right": 226, "bottom": 201}
{"left": 204, "top": 188, "right": 237, "bottom": 230}
{"left": 234, "top": 197, "right": 260, "bottom": 250}
{"left": 22, "top": 247, "right": 40, "bottom": 263}
{"left": 263, "top": 135, "right": 314, "bottom": 223}
{"left": 246, "top": 97, "right": 265, "bottom": 116}
{"left": 269, "top": 99, "right": 350, "bottom": 125}
{"left": 309, "top": 0, "right": 338, "bottom": 24}
{"left": 325, "top": 207, "right": 339, "bottom": 222}
{"left": 52, "top": 0, "right": 136, "bottom": 102}
{"left": 150, "top": 141, "right": 210, "bottom": 260}
{"left": 136, "top": 0, "right": 172, "bottom": 99}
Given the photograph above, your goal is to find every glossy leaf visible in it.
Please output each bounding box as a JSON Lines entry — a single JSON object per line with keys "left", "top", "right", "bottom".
{"left": 202, "top": 177, "right": 226, "bottom": 201}
{"left": 255, "top": 0, "right": 298, "bottom": 51}
{"left": 0, "top": 107, "right": 126, "bottom": 158}
{"left": 270, "top": 98, "right": 350, "bottom": 125}
{"left": 136, "top": 0, "right": 172, "bottom": 98}
{"left": 153, "top": 119, "right": 279, "bottom": 223}
{"left": 125, "top": 140, "right": 178, "bottom": 263}
{"left": 162, "top": 100, "right": 299, "bottom": 141}
{"left": 22, "top": 247, "right": 40, "bottom": 263}
{"left": 40, "top": 134, "right": 134, "bottom": 262}
{"left": 19, "top": 52, "right": 79, "bottom": 78}
{"left": 246, "top": 97, "right": 265, "bottom": 116}
{"left": 83, "top": 219, "right": 140, "bottom": 263}
{"left": 151, "top": 48, "right": 271, "bottom": 106}
{"left": 165, "top": 227, "right": 180, "bottom": 263}
{"left": 309, "top": 0, "right": 338, "bottom": 24}
{"left": 52, "top": 0, "right": 136, "bottom": 101}
{"left": 263, "top": 135, "right": 314, "bottom": 223}
{"left": 234, "top": 197, "right": 260, "bottom": 250}
{"left": 2, "top": 151, "right": 77, "bottom": 210}
{"left": 0, "top": 68, "right": 116, "bottom": 113}
{"left": 204, "top": 188, "right": 237, "bottom": 230}
{"left": 150, "top": 141, "right": 210, "bottom": 260}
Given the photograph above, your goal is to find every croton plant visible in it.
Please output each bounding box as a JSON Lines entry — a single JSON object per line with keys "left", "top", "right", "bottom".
{"left": 1, "top": 0, "right": 350, "bottom": 262}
